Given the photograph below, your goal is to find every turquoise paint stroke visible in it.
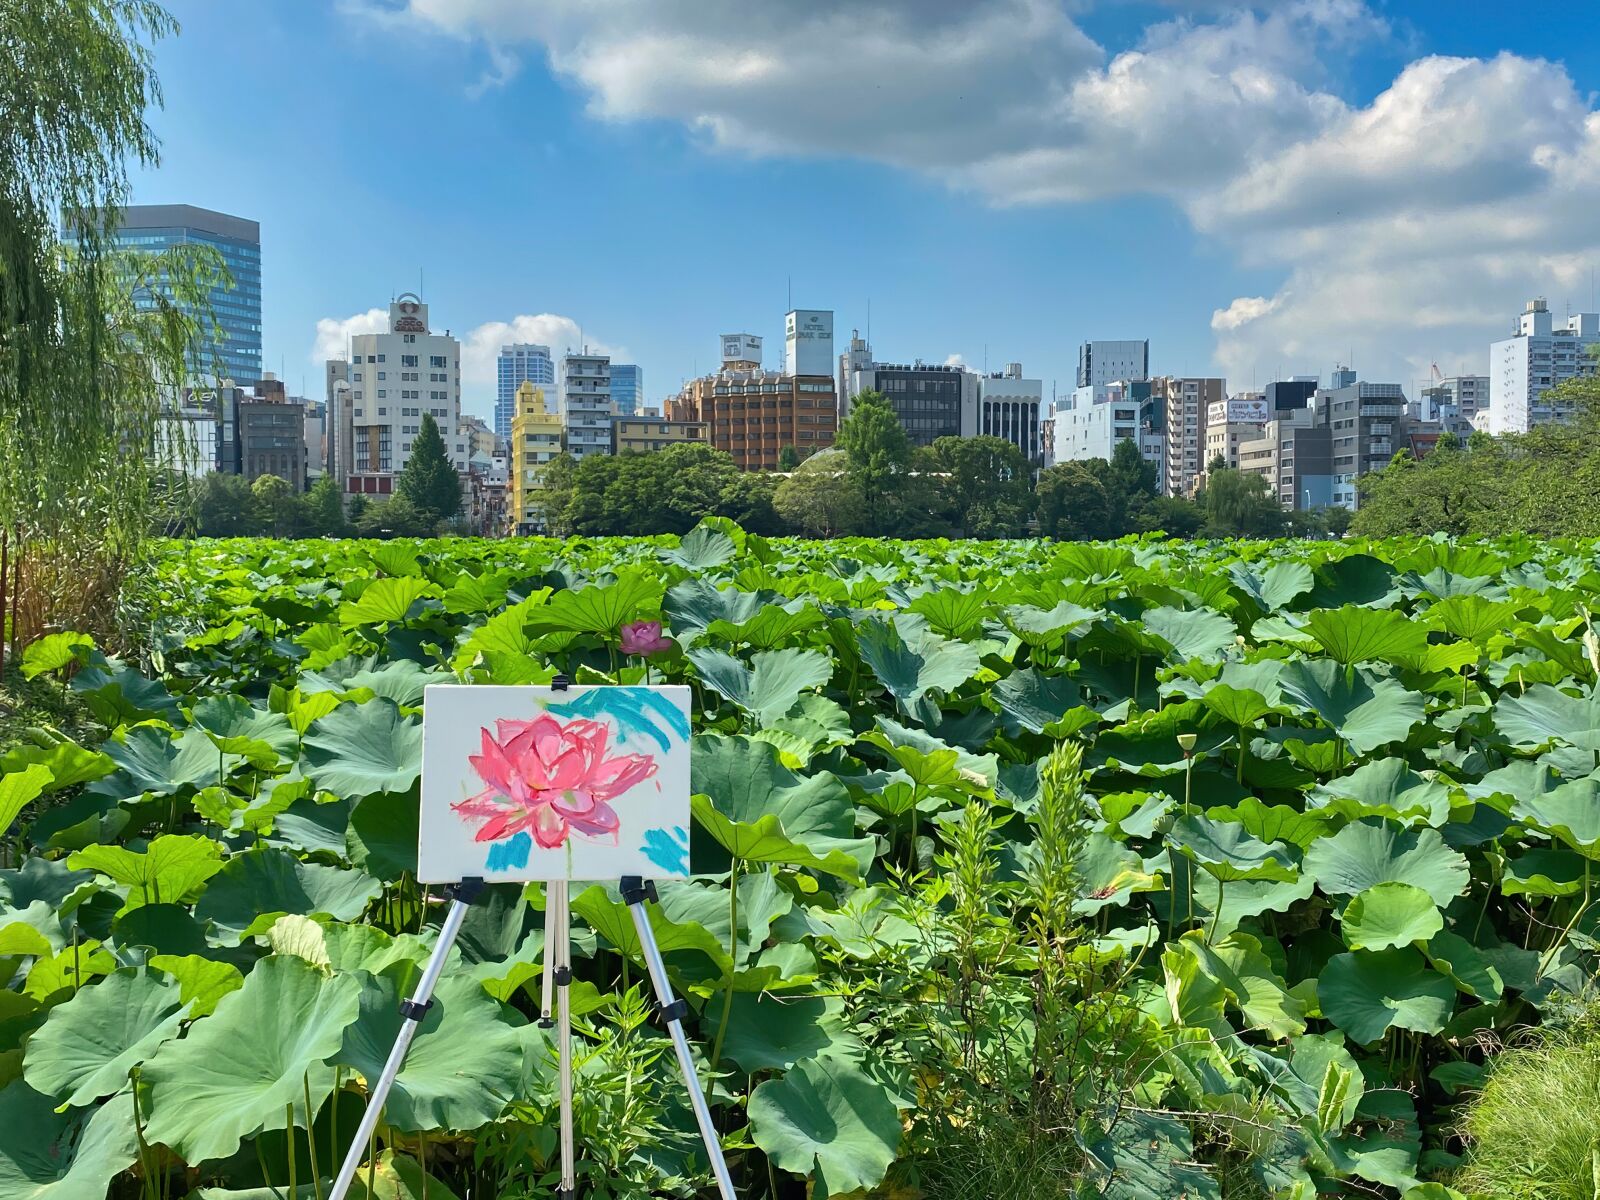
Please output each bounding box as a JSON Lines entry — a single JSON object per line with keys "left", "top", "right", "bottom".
{"left": 485, "top": 831, "right": 532, "bottom": 872}
{"left": 640, "top": 826, "right": 690, "bottom": 874}
{"left": 548, "top": 687, "right": 689, "bottom": 752}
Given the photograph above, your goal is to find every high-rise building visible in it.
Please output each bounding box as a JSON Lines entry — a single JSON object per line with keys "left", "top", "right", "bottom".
{"left": 1151, "top": 377, "right": 1224, "bottom": 497}
{"left": 785, "top": 309, "right": 834, "bottom": 377}
{"left": 978, "top": 364, "right": 1045, "bottom": 466}
{"left": 1077, "top": 339, "right": 1149, "bottom": 390}
{"left": 672, "top": 336, "right": 837, "bottom": 471}
{"left": 1488, "top": 298, "right": 1600, "bottom": 434}
{"left": 839, "top": 335, "right": 978, "bottom": 447}
{"left": 325, "top": 360, "right": 351, "bottom": 483}
{"left": 69, "top": 204, "right": 262, "bottom": 384}
{"left": 331, "top": 294, "right": 466, "bottom": 499}
{"left": 236, "top": 376, "right": 307, "bottom": 490}
{"left": 560, "top": 350, "right": 613, "bottom": 461}
{"left": 1204, "top": 394, "right": 1270, "bottom": 473}
{"left": 1317, "top": 380, "right": 1407, "bottom": 509}
{"left": 610, "top": 364, "right": 644, "bottom": 417}
{"left": 1051, "top": 380, "right": 1163, "bottom": 485}
{"left": 1420, "top": 375, "right": 1489, "bottom": 429}
{"left": 1238, "top": 407, "right": 1333, "bottom": 511}
{"left": 495, "top": 344, "right": 555, "bottom": 443}
{"left": 507, "top": 380, "right": 563, "bottom": 534}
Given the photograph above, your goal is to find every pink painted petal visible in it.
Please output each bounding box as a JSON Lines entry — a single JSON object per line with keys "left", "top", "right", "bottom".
{"left": 588, "top": 755, "right": 657, "bottom": 801}
{"left": 565, "top": 802, "right": 620, "bottom": 837}
{"left": 468, "top": 729, "right": 515, "bottom": 793}
{"left": 531, "top": 804, "right": 568, "bottom": 849}
{"left": 452, "top": 787, "right": 511, "bottom": 818}
{"left": 550, "top": 788, "right": 600, "bottom": 817}
{"left": 473, "top": 810, "right": 525, "bottom": 842}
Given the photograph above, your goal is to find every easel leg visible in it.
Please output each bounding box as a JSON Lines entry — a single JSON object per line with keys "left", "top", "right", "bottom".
{"left": 328, "top": 877, "right": 485, "bottom": 1200}
{"left": 540, "top": 881, "right": 559, "bottom": 1028}
{"left": 620, "top": 876, "right": 738, "bottom": 1200}
{"left": 554, "top": 879, "right": 576, "bottom": 1199}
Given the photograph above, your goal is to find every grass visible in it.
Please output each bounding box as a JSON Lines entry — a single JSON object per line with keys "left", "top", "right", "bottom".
{"left": 0, "top": 665, "right": 98, "bottom": 749}
{"left": 1454, "top": 1018, "right": 1600, "bottom": 1199}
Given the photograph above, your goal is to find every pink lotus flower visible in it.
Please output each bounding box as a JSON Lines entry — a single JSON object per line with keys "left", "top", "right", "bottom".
{"left": 452, "top": 715, "right": 658, "bottom": 849}
{"left": 619, "top": 620, "right": 674, "bottom": 656}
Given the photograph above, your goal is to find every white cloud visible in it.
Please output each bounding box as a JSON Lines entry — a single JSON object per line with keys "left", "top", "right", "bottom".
{"left": 943, "top": 353, "right": 968, "bottom": 368}
{"left": 311, "top": 308, "right": 388, "bottom": 364}
{"left": 1210, "top": 296, "right": 1279, "bottom": 333}
{"left": 345, "top": 1, "right": 1600, "bottom": 389}
{"left": 1197, "top": 54, "right": 1600, "bottom": 384}
{"left": 458, "top": 314, "right": 623, "bottom": 390}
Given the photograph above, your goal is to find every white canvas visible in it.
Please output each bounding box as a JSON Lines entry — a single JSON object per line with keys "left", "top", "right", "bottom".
{"left": 417, "top": 684, "right": 692, "bottom": 884}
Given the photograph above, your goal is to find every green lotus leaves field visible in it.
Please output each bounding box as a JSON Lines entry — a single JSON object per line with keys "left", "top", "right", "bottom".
{"left": 1, "top": 524, "right": 1597, "bottom": 1198}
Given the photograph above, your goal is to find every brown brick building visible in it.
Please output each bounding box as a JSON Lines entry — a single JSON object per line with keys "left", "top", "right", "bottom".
{"left": 668, "top": 368, "right": 836, "bottom": 471}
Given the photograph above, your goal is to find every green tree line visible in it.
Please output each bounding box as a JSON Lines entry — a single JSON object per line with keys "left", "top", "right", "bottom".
{"left": 533, "top": 390, "right": 1349, "bottom": 541}
{"left": 189, "top": 413, "right": 464, "bottom": 539}
{"left": 1355, "top": 372, "right": 1600, "bottom": 537}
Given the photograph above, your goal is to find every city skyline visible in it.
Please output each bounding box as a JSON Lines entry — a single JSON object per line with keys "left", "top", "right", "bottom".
{"left": 127, "top": 2, "right": 1600, "bottom": 421}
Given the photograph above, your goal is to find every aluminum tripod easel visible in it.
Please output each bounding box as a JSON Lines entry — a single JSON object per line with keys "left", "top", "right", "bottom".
{"left": 327, "top": 874, "right": 738, "bottom": 1200}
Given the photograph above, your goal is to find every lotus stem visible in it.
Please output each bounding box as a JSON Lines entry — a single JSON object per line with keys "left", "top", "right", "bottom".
{"left": 304, "top": 1073, "right": 323, "bottom": 1200}
{"left": 711, "top": 859, "right": 741, "bottom": 1071}
{"left": 287, "top": 1103, "right": 297, "bottom": 1200}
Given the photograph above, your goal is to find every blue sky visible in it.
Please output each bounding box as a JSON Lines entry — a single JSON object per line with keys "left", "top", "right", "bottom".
{"left": 132, "top": 1, "right": 1600, "bottom": 422}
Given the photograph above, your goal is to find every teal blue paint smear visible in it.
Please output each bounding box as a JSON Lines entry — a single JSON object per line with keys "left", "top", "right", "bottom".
{"left": 548, "top": 687, "right": 689, "bottom": 752}
{"left": 485, "top": 831, "right": 532, "bottom": 872}
{"left": 640, "top": 826, "right": 689, "bottom": 874}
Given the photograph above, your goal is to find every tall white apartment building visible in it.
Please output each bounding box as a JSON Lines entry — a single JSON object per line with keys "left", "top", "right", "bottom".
{"left": 560, "top": 350, "right": 613, "bottom": 460}
{"left": 1077, "top": 339, "right": 1149, "bottom": 389}
{"left": 1152, "top": 376, "right": 1224, "bottom": 497}
{"left": 332, "top": 294, "right": 467, "bottom": 498}
{"left": 1488, "top": 299, "right": 1600, "bottom": 434}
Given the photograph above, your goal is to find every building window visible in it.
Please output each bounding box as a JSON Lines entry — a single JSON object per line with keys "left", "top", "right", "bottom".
{"left": 402, "top": 355, "right": 418, "bottom": 367}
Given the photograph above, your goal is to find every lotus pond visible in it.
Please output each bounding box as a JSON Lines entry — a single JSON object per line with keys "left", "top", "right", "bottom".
{"left": 2, "top": 526, "right": 1597, "bottom": 1199}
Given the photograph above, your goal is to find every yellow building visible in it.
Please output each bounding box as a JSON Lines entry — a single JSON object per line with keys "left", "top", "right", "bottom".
{"left": 506, "top": 380, "right": 563, "bottom": 534}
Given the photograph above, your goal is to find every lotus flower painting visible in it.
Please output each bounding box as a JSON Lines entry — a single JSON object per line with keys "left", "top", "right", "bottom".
{"left": 417, "top": 684, "right": 692, "bottom": 883}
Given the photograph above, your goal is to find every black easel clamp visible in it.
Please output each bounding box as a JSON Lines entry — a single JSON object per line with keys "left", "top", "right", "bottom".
{"left": 451, "top": 875, "right": 486, "bottom": 904}
{"left": 553, "top": 965, "right": 572, "bottom": 985}
{"left": 552, "top": 674, "right": 570, "bottom": 692}
{"left": 398, "top": 998, "right": 433, "bottom": 1020}
{"left": 619, "top": 875, "right": 658, "bottom": 905}
{"left": 657, "top": 998, "right": 689, "bottom": 1024}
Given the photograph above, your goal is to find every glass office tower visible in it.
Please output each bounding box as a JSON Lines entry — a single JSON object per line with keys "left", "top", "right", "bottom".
{"left": 610, "top": 363, "right": 643, "bottom": 417}
{"left": 70, "top": 204, "right": 263, "bottom": 384}
{"left": 496, "top": 343, "right": 556, "bottom": 441}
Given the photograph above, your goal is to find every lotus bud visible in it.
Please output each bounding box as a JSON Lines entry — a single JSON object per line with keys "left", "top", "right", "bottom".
{"left": 1586, "top": 626, "right": 1600, "bottom": 678}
